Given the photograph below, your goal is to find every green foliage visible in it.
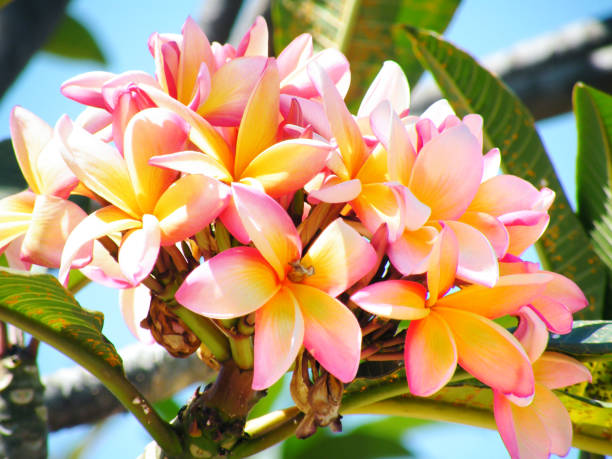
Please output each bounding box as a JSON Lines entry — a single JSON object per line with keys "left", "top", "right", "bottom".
{"left": 248, "top": 374, "right": 288, "bottom": 420}
{"left": 280, "top": 416, "right": 426, "bottom": 459}
{"left": 271, "top": 0, "right": 460, "bottom": 106}
{"left": 547, "top": 321, "right": 612, "bottom": 357}
{"left": 0, "top": 138, "right": 26, "bottom": 197}
{"left": 400, "top": 27, "right": 607, "bottom": 319}
{"left": 43, "top": 14, "right": 107, "bottom": 64}
{"left": 154, "top": 397, "right": 182, "bottom": 422}
{"left": 0, "top": 268, "right": 122, "bottom": 372}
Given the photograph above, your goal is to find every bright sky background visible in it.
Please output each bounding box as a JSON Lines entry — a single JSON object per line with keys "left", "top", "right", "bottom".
{"left": 1, "top": 0, "right": 611, "bottom": 458}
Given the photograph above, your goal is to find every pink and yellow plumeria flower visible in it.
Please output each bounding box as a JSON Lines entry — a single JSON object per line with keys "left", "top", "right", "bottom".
{"left": 351, "top": 225, "right": 552, "bottom": 399}
{"left": 176, "top": 184, "right": 376, "bottom": 389}
{"left": 146, "top": 60, "right": 332, "bottom": 243}
{"left": 494, "top": 307, "right": 591, "bottom": 459}
{"left": 56, "top": 107, "right": 228, "bottom": 287}
{"left": 369, "top": 100, "right": 500, "bottom": 287}
{"left": 0, "top": 107, "right": 86, "bottom": 268}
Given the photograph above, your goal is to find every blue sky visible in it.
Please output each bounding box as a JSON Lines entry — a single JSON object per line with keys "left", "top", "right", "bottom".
{"left": 1, "top": 0, "right": 611, "bottom": 457}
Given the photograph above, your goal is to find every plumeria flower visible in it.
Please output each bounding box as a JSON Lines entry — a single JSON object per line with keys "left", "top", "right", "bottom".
{"left": 146, "top": 61, "right": 332, "bottom": 243}
{"left": 0, "top": 107, "right": 86, "bottom": 268}
{"left": 370, "top": 100, "right": 500, "bottom": 287}
{"left": 56, "top": 107, "right": 228, "bottom": 286}
{"left": 176, "top": 184, "right": 376, "bottom": 389}
{"left": 351, "top": 225, "right": 553, "bottom": 399}
{"left": 494, "top": 307, "right": 591, "bottom": 459}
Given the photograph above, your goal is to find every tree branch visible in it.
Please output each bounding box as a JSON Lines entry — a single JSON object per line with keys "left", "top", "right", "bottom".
{"left": 410, "top": 17, "right": 612, "bottom": 120}
{"left": 43, "top": 343, "right": 215, "bottom": 431}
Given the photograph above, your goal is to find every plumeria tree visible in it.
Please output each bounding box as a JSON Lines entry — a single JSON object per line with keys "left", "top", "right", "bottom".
{"left": 0, "top": 2, "right": 611, "bottom": 458}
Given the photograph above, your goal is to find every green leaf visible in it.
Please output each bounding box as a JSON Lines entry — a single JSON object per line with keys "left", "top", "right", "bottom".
{"left": 154, "top": 397, "right": 182, "bottom": 422}
{"left": 574, "top": 83, "right": 612, "bottom": 233}
{"left": 547, "top": 321, "right": 612, "bottom": 357}
{"left": 0, "top": 268, "right": 182, "bottom": 454}
{"left": 43, "top": 14, "right": 106, "bottom": 64}
{"left": 400, "top": 27, "right": 607, "bottom": 319}
{"left": 0, "top": 268, "right": 122, "bottom": 371}
{"left": 0, "top": 138, "right": 26, "bottom": 197}
{"left": 0, "top": 255, "right": 7, "bottom": 268}
{"left": 271, "top": 0, "right": 460, "bottom": 107}
{"left": 66, "top": 269, "right": 91, "bottom": 295}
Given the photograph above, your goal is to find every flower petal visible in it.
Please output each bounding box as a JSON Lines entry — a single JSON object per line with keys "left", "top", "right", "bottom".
{"left": 118, "top": 214, "right": 161, "bottom": 286}
{"left": 277, "top": 34, "right": 313, "bottom": 80}
{"left": 119, "top": 285, "right": 155, "bottom": 344}
{"left": 409, "top": 124, "right": 482, "bottom": 220}
{"left": 533, "top": 352, "right": 591, "bottom": 389}
{"left": 404, "top": 311, "right": 457, "bottom": 396}
{"left": 370, "top": 100, "right": 415, "bottom": 185}
{"left": 240, "top": 138, "right": 330, "bottom": 197}
{"left": 176, "top": 246, "right": 280, "bottom": 319}
{"left": 436, "top": 273, "right": 552, "bottom": 318}
{"left": 308, "top": 178, "right": 362, "bottom": 203}
{"left": 234, "top": 61, "right": 280, "bottom": 177}
{"left": 350, "top": 280, "right": 427, "bottom": 320}
{"left": 232, "top": 183, "right": 301, "bottom": 280}
{"left": 21, "top": 195, "right": 87, "bottom": 268}
{"left": 427, "top": 223, "right": 459, "bottom": 302}
{"left": 55, "top": 115, "right": 140, "bottom": 218}
{"left": 60, "top": 71, "right": 115, "bottom": 109}
{"left": 461, "top": 213, "right": 508, "bottom": 260}
{"left": 154, "top": 174, "right": 229, "bottom": 245}
{"left": 300, "top": 218, "right": 376, "bottom": 297}
{"left": 309, "top": 62, "right": 367, "bottom": 178}
{"left": 177, "top": 16, "right": 215, "bottom": 104}
{"left": 290, "top": 283, "right": 361, "bottom": 383}
{"left": 59, "top": 206, "right": 141, "bottom": 286}
{"left": 437, "top": 307, "right": 534, "bottom": 398}
{"left": 198, "top": 56, "right": 268, "bottom": 125}
{"left": 350, "top": 183, "right": 404, "bottom": 242}
{"left": 358, "top": 61, "right": 410, "bottom": 118}
{"left": 123, "top": 108, "right": 188, "bottom": 213}
{"left": 530, "top": 383, "right": 573, "bottom": 456}
{"left": 493, "top": 391, "right": 550, "bottom": 459}
{"left": 387, "top": 226, "right": 438, "bottom": 275}
{"left": 514, "top": 306, "right": 549, "bottom": 363}
{"left": 10, "top": 106, "right": 53, "bottom": 194}
{"left": 445, "top": 220, "right": 499, "bottom": 287}
{"left": 253, "top": 286, "right": 304, "bottom": 390}
{"left": 149, "top": 150, "right": 232, "bottom": 182}
{"left": 0, "top": 191, "right": 35, "bottom": 250}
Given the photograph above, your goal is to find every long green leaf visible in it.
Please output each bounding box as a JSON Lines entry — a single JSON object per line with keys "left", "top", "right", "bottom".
{"left": 547, "top": 321, "right": 612, "bottom": 357}
{"left": 271, "top": 0, "right": 460, "bottom": 106}
{"left": 43, "top": 14, "right": 107, "bottom": 64}
{"left": 400, "top": 27, "right": 607, "bottom": 319}
{"left": 0, "top": 268, "right": 181, "bottom": 455}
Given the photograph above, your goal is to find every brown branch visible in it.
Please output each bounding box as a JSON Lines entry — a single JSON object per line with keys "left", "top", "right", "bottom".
{"left": 411, "top": 16, "right": 612, "bottom": 120}
{"left": 43, "top": 342, "right": 215, "bottom": 431}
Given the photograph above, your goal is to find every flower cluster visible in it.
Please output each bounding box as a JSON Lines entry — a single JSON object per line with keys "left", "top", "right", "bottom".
{"left": 0, "top": 17, "right": 591, "bottom": 458}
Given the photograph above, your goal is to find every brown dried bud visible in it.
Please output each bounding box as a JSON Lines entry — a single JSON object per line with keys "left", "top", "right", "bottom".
{"left": 142, "top": 297, "right": 201, "bottom": 358}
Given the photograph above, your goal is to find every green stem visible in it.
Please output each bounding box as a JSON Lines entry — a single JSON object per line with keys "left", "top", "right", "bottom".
{"left": 230, "top": 408, "right": 302, "bottom": 458}
{"left": 0, "top": 307, "right": 182, "bottom": 456}
{"left": 348, "top": 397, "right": 612, "bottom": 456}
{"left": 215, "top": 221, "right": 232, "bottom": 252}
{"left": 173, "top": 305, "right": 231, "bottom": 362}
{"left": 230, "top": 336, "right": 254, "bottom": 370}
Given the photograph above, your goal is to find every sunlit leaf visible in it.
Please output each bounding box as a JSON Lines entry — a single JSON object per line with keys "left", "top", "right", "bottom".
{"left": 271, "top": 0, "right": 460, "bottom": 106}
{"left": 400, "top": 27, "right": 607, "bottom": 319}
{"left": 154, "top": 398, "right": 182, "bottom": 422}
{"left": 43, "top": 14, "right": 107, "bottom": 64}
{"left": 547, "top": 321, "right": 612, "bottom": 357}
{"left": 0, "top": 268, "right": 123, "bottom": 373}
{"left": 248, "top": 374, "right": 288, "bottom": 420}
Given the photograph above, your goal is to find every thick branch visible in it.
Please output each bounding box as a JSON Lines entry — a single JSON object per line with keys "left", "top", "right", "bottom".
{"left": 197, "top": 0, "right": 244, "bottom": 43}
{"left": 43, "top": 343, "right": 215, "bottom": 431}
{"left": 411, "top": 17, "right": 612, "bottom": 120}
{"left": 0, "top": 0, "right": 70, "bottom": 98}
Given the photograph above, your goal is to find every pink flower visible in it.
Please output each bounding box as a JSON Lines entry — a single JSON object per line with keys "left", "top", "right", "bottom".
{"left": 176, "top": 184, "right": 376, "bottom": 389}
